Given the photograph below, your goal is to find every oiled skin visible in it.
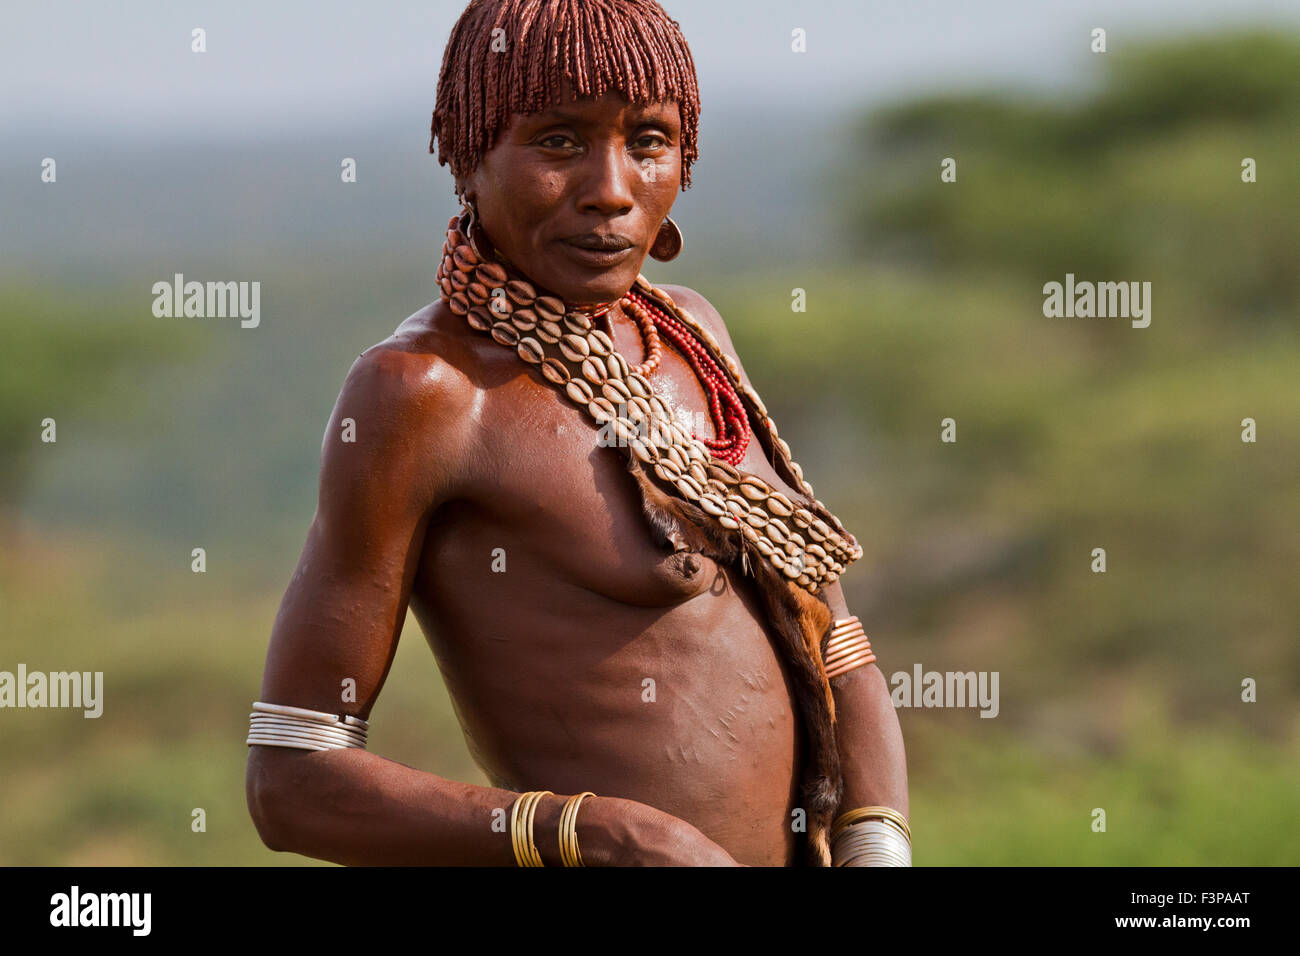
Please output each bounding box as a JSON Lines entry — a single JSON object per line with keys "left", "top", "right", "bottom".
{"left": 253, "top": 284, "right": 817, "bottom": 865}
{"left": 407, "top": 288, "right": 810, "bottom": 864}
{"left": 246, "top": 88, "right": 908, "bottom": 866}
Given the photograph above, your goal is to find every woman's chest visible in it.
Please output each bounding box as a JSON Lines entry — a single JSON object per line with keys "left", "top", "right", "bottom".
{"left": 454, "top": 326, "right": 813, "bottom": 602}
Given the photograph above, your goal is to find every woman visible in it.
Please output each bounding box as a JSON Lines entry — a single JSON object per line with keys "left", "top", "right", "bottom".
{"left": 245, "top": 0, "right": 909, "bottom": 867}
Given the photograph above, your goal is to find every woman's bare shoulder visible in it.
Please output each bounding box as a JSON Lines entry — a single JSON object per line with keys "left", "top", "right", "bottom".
{"left": 354, "top": 299, "right": 484, "bottom": 393}
{"left": 656, "top": 283, "right": 741, "bottom": 355}
{"left": 339, "top": 300, "right": 483, "bottom": 448}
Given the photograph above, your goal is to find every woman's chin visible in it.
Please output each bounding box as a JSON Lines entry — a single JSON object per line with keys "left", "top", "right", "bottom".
{"left": 511, "top": 246, "right": 636, "bottom": 303}
{"left": 557, "top": 268, "right": 643, "bottom": 306}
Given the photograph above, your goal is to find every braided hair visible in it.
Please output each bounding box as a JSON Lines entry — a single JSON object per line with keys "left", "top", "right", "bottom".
{"left": 430, "top": 0, "right": 701, "bottom": 191}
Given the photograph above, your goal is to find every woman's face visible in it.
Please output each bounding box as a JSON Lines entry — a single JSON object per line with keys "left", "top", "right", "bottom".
{"left": 460, "top": 88, "right": 683, "bottom": 305}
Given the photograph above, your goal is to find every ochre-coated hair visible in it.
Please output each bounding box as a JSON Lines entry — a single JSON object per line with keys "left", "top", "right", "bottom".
{"left": 429, "top": 0, "right": 701, "bottom": 191}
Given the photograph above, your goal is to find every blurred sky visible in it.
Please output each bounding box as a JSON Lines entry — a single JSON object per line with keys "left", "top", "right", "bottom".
{"left": 4, "top": 0, "right": 1300, "bottom": 140}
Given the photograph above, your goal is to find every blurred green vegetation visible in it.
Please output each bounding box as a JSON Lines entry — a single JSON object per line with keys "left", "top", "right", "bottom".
{"left": 1, "top": 29, "right": 1297, "bottom": 864}
{"left": 819, "top": 29, "right": 1299, "bottom": 740}
{"left": 0, "top": 287, "right": 201, "bottom": 510}
{"left": 849, "top": 29, "right": 1300, "bottom": 322}
{"left": 0, "top": 534, "right": 481, "bottom": 865}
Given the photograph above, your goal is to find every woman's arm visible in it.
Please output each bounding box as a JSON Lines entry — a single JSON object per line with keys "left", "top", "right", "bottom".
{"left": 821, "top": 580, "right": 910, "bottom": 821}
{"left": 245, "top": 340, "right": 739, "bottom": 866}
{"left": 247, "top": 744, "right": 735, "bottom": 866}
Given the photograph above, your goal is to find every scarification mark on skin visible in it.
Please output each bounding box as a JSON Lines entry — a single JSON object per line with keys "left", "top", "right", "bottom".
{"left": 681, "top": 669, "right": 779, "bottom": 759}
{"left": 664, "top": 742, "right": 705, "bottom": 764}
{"left": 676, "top": 690, "right": 714, "bottom": 726}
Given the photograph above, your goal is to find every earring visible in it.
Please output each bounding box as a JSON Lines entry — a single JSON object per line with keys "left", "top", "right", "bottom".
{"left": 649, "top": 216, "right": 683, "bottom": 262}
{"left": 457, "top": 194, "right": 491, "bottom": 261}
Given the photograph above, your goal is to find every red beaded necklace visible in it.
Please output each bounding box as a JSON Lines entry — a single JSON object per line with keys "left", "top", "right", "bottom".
{"left": 616, "top": 288, "right": 751, "bottom": 467}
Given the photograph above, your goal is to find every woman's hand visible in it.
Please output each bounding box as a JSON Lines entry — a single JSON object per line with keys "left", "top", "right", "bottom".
{"left": 580, "top": 795, "right": 746, "bottom": 867}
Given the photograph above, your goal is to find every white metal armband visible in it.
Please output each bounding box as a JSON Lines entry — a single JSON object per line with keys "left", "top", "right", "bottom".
{"left": 245, "top": 700, "right": 369, "bottom": 751}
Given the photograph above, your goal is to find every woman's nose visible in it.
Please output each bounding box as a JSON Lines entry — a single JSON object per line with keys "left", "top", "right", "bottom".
{"left": 574, "top": 142, "right": 637, "bottom": 216}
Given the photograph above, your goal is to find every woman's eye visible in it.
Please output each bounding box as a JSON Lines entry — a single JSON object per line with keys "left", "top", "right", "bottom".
{"left": 536, "top": 133, "right": 666, "bottom": 150}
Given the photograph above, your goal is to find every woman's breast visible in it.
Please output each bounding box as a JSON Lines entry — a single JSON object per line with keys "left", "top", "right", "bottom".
{"left": 437, "top": 372, "right": 728, "bottom": 607}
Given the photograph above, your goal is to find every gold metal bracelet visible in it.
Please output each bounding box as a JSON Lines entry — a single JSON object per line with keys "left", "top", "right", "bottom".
{"left": 824, "top": 617, "right": 876, "bottom": 680}
{"left": 559, "top": 791, "right": 596, "bottom": 867}
{"left": 509, "top": 790, "right": 553, "bottom": 867}
{"left": 824, "top": 654, "right": 876, "bottom": 680}
{"left": 831, "top": 805, "right": 911, "bottom": 844}
{"left": 830, "top": 614, "right": 863, "bottom": 634}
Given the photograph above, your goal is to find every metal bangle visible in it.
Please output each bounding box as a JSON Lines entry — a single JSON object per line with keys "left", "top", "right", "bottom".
{"left": 252, "top": 700, "right": 369, "bottom": 730}
{"left": 510, "top": 790, "right": 552, "bottom": 867}
{"left": 559, "top": 792, "right": 596, "bottom": 867}
{"left": 246, "top": 701, "right": 369, "bottom": 751}
{"left": 833, "top": 820, "right": 912, "bottom": 867}
{"left": 248, "top": 717, "right": 367, "bottom": 745}
{"left": 831, "top": 805, "right": 912, "bottom": 843}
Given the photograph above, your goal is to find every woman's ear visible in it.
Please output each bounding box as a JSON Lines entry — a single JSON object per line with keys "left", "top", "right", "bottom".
{"left": 454, "top": 167, "right": 482, "bottom": 206}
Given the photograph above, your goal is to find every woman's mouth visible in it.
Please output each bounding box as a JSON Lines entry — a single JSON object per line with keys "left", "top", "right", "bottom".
{"left": 560, "top": 238, "right": 636, "bottom": 266}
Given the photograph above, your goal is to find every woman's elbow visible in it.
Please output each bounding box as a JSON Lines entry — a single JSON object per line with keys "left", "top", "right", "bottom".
{"left": 245, "top": 747, "right": 296, "bottom": 852}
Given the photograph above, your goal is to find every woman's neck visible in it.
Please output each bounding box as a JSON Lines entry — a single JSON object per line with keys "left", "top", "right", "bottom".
{"left": 569, "top": 298, "right": 619, "bottom": 328}
{"left": 469, "top": 228, "right": 632, "bottom": 335}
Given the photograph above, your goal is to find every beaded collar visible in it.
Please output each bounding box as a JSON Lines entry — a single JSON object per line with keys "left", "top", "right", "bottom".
{"left": 435, "top": 214, "right": 862, "bottom": 595}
